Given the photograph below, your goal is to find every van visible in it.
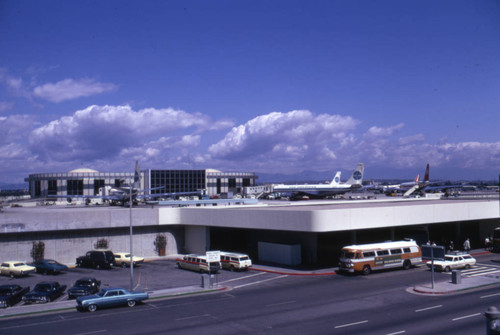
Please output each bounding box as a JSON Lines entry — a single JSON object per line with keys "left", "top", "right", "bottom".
{"left": 220, "top": 252, "right": 252, "bottom": 271}
{"left": 176, "top": 254, "right": 221, "bottom": 273}
{"left": 76, "top": 250, "right": 115, "bottom": 270}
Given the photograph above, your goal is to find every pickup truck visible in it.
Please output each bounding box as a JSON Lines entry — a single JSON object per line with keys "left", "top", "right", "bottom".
{"left": 0, "top": 285, "right": 30, "bottom": 308}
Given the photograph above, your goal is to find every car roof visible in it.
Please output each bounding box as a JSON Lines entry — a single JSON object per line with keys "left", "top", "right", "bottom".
{"left": 220, "top": 252, "right": 249, "bottom": 257}
{"left": 36, "top": 281, "right": 58, "bottom": 285}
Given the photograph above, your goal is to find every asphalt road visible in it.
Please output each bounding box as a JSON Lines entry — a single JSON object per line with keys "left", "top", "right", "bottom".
{"left": 3, "top": 253, "right": 500, "bottom": 334}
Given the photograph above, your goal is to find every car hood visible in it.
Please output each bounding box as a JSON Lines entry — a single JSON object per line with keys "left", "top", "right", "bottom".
{"left": 25, "top": 291, "right": 51, "bottom": 297}
{"left": 69, "top": 285, "right": 92, "bottom": 290}
{"left": 76, "top": 294, "right": 99, "bottom": 302}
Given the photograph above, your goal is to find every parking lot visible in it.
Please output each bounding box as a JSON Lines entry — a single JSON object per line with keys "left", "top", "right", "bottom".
{"left": 0, "top": 257, "right": 256, "bottom": 308}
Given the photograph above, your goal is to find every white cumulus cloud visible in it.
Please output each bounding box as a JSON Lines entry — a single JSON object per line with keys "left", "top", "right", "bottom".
{"left": 33, "top": 78, "right": 117, "bottom": 103}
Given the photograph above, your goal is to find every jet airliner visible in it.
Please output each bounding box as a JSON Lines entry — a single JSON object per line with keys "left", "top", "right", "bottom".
{"left": 272, "top": 163, "right": 364, "bottom": 198}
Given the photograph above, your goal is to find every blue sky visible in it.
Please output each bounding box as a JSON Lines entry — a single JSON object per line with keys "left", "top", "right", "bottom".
{"left": 1, "top": 0, "right": 499, "bottom": 184}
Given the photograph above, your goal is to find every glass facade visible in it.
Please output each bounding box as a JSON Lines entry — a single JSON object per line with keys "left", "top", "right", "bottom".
{"left": 25, "top": 169, "right": 257, "bottom": 198}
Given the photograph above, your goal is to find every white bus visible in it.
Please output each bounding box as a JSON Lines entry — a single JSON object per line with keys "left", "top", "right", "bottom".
{"left": 338, "top": 240, "right": 422, "bottom": 275}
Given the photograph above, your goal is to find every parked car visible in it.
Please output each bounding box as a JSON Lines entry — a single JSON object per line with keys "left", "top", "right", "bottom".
{"left": 0, "top": 261, "right": 36, "bottom": 278}
{"left": 426, "top": 252, "right": 476, "bottom": 272}
{"left": 31, "top": 259, "right": 68, "bottom": 274}
{"left": 76, "top": 250, "right": 115, "bottom": 270}
{"left": 113, "top": 252, "right": 144, "bottom": 268}
{"left": 220, "top": 252, "right": 252, "bottom": 271}
{"left": 76, "top": 287, "right": 149, "bottom": 312}
{"left": 0, "top": 284, "right": 30, "bottom": 308}
{"left": 67, "top": 277, "right": 101, "bottom": 299}
{"left": 176, "top": 254, "right": 221, "bottom": 273}
{"left": 22, "top": 281, "right": 66, "bottom": 304}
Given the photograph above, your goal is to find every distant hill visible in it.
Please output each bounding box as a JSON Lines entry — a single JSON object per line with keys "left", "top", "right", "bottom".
{"left": 0, "top": 182, "right": 28, "bottom": 191}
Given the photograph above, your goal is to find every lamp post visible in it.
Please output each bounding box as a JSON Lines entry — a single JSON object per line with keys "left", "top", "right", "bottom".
{"left": 129, "top": 183, "right": 134, "bottom": 291}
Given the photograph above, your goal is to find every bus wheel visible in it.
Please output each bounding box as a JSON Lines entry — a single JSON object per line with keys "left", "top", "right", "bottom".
{"left": 403, "top": 260, "right": 411, "bottom": 270}
{"left": 362, "top": 265, "right": 371, "bottom": 275}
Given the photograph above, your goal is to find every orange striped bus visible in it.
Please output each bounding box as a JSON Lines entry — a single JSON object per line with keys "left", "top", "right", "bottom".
{"left": 338, "top": 240, "right": 422, "bottom": 275}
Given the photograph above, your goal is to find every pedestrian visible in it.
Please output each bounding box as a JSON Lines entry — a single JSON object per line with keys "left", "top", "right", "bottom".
{"left": 463, "top": 238, "right": 471, "bottom": 252}
{"left": 485, "top": 236, "right": 491, "bottom": 250}
{"left": 448, "top": 240, "right": 454, "bottom": 252}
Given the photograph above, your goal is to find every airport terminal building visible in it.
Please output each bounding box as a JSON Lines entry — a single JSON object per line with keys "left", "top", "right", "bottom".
{"left": 25, "top": 168, "right": 258, "bottom": 198}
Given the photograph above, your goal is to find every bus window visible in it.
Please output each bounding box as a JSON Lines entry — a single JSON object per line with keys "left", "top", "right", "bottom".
{"left": 363, "top": 251, "right": 375, "bottom": 257}
{"left": 377, "top": 250, "right": 389, "bottom": 256}
{"left": 390, "top": 248, "right": 402, "bottom": 254}
{"left": 403, "top": 247, "right": 411, "bottom": 253}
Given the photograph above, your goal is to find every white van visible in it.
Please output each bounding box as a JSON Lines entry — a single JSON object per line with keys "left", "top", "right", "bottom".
{"left": 176, "top": 254, "right": 221, "bottom": 273}
{"left": 220, "top": 252, "right": 252, "bottom": 271}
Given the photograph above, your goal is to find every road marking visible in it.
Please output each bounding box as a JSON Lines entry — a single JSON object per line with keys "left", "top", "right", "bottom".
{"left": 386, "top": 331, "right": 406, "bottom": 335}
{"left": 415, "top": 305, "right": 442, "bottom": 313}
{"left": 266, "top": 300, "right": 296, "bottom": 307}
{"left": 452, "top": 313, "right": 481, "bottom": 321}
{"left": 175, "top": 314, "right": 211, "bottom": 321}
{"left": 219, "top": 272, "right": 266, "bottom": 284}
{"left": 481, "top": 292, "right": 500, "bottom": 299}
{"left": 334, "top": 320, "right": 368, "bottom": 329}
{"left": 234, "top": 275, "right": 288, "bottom": 289}
{"left": 467, "top": 269, "right": 500, "bottom": 277}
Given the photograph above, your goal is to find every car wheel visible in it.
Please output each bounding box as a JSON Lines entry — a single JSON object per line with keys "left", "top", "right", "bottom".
{"left": 445, "top": 266, "right": 451, "bottom": 272}
{"left": 121, "top": 263, "right": 127, "bottom": 268}
{"left": 9, "top": 272, "right": 14, "bottom": 278}
{"left": 127, "top": 300, "right": 136, "bottom": 307}
{"left": 465, "top": 264, "right": 471, "bottom": 269}
{"left": 403, "top": 260, "right": 411, "bottom": 270}
{"left": 88, "top": 304, "right": 97, "bottom": 312}
{"left": 362, "top": 265, "right": 371, "bottom": 275}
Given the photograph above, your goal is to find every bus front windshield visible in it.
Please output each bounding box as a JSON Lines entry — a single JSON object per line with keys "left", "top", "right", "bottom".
{"left": 341, "top": 250, "right": 356, "bottom": 259}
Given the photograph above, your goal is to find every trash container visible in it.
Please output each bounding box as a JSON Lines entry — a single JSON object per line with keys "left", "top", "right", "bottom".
{"left": 201, "top": 274, "right": 210, "bottom": 288}
{"left": 452, "top": 270, "right": 461, "bottom": 284}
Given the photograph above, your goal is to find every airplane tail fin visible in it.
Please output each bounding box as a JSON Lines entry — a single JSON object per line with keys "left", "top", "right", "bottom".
{"left": 346, "top": 163, "right": 364, "bottom": 186}
{"left": 414, "top": 174, "right": 420, "bottom": 183}
{"left": 330, "top": 171, "right": 341, "bottom": 186}
{"left": 134, "top": 160, "right": 141, "bottom": 188}
{"left": 423, "top": 164, "right": 430, "bottom": 182}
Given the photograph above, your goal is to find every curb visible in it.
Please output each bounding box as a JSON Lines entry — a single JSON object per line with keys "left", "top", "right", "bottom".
{"left": 251, "top": 267, "right": 337, "bottom": 276}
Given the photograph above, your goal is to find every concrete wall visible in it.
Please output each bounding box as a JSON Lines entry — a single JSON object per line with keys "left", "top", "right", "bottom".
{"left": 0, "top": 229, "right": 181, "bottom": 265}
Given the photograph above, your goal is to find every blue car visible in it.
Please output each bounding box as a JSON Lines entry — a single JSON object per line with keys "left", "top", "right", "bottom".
{"left": 22, "top": 281, "right": 66, "bottom": 304}
{"left": 31, "top": 259, "right": 68, "bottom": 275}
{"left": 76, "top": 287, "right": 149, "bottom": 312}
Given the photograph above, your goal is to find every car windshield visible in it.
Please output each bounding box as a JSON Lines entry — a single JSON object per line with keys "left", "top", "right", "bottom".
{"left": 444, "top": 256, "right": 454, "bottom": 261}
{"left": 34, "top": 284, "right": 52, "bottom": 292}
{"left": 14, "top": 263, "right": 25, "bottom": 267}
{"left": 0, "top": 288, "right": 12, "bottom": 295}
{"left": 46, "top": 260, "right": 57, "bottom": 264}
{"left": 97, "top": 290, "right": 107, "bottom": 297}
{"left": 75, "top": 280, "right": 91, "bottom": 287}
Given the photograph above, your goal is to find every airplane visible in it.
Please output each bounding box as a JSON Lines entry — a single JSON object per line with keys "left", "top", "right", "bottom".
{"left": 272, "top": 163, "right": 364, "bottom": 199}
{"left": 49, "top": 161, "right": 200, "bottom": 206}
{"left": 381, "top": 164, "right": 464, "bottom": 198}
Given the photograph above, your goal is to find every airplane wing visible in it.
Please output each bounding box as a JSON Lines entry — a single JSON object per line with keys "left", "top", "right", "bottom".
{"left": 137, "top": 191, "right": 200, "bottom": 200}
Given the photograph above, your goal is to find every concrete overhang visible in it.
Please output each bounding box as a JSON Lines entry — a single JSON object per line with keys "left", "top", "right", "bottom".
{"left": 171, "top": 198, "right": 500, "bottom": 232}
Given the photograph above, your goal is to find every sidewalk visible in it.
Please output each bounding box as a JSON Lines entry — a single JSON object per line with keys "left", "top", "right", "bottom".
{"left": 412, "top": 274, "right": 500, "bottom": 295}
{"left": 412, "top": 249, "right": 500, "bottom": 295}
